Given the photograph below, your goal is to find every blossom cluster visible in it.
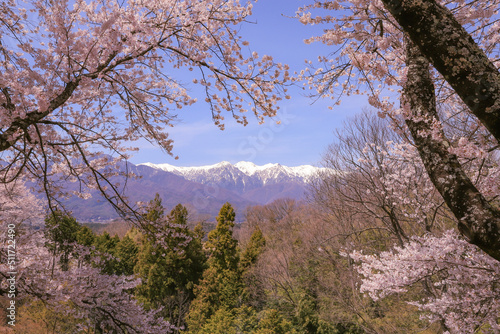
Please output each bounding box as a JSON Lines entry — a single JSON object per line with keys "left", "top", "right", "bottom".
{"left": 350, "top": 230, "right": 500, "bottom": 333}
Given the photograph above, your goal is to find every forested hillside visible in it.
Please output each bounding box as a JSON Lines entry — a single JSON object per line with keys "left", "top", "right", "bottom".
{"left": 4, "top": 177, "right": 499, "bottom": 333}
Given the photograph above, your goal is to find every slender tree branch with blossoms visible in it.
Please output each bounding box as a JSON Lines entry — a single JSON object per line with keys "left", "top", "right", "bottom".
{"left": 0, "top": 0, "right": 290, "bottom": 217}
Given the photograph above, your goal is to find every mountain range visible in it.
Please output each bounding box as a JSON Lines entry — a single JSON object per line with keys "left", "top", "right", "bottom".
{"left": 65, "top": 161, "right": 323, "bottom": 222}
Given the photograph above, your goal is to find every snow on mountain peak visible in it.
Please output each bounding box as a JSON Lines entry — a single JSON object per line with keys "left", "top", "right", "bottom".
{"left": 135, "top": 161, "right": 329, "bottom": 195}
{"left": 139, "top": 162, "right": 179, "bottom": 172}
{"left": 235, "top": 161, "right": 276, "bottom": 176}
{"left": 140, "top": 161, "right": 322, "bottom": 179}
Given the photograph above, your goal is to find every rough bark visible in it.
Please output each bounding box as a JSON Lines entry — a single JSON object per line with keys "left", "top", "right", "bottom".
{"left": 403, "top": 39, "right": 500, "bottom": 261}
{"left": 381, "top": 0, "right": 500, "bottom": 143}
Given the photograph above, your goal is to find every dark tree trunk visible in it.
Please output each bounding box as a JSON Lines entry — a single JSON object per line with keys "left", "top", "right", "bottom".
{"left": 381, "top": 0, "right": 500, "bottom": 143}
{"left": 403, "top": 39, "right": 500, "bottom": 261}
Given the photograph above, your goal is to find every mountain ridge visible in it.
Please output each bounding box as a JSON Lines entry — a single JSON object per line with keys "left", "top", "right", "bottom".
{"left": 65, "top": 161, "right": 322, "bottom": 222}
{"left": 138, "top": 161, "right": 323, "bottom": 189}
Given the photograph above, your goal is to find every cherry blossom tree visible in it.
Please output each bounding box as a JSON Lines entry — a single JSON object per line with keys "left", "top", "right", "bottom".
{"left": 11, "top": 236, "right": 173, "bottom": 333}
{"left": 297, "top": 0, "right": 500, "bottom": 259}
{"left": 0, "top": 185, "right": 178, "bottom": 331}
{"left": 350, "top": 230, "right": 500, "bottom": 333}
{"left": 0, "top": 0, "right": 290, "bottom": 216}
{"left": 0, "top": 181, "right": 42, "bottom": 295}
{"left": 297, "top": 0, "right": 500, "bottom": 329}
{"left": 310, "top": 111, "right": 451, "bottom": 247}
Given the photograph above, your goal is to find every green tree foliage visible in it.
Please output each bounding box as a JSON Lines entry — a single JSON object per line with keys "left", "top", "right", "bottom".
{"left": 240, "top": 226, "right": 267, "bottom": 311}
{"left": 76, "top": 225, "right": 95, "bottom": 247}
{"left": 240, "top": 226, "right": 266, "bottom": 271}
{"left": 134, "top": 195, "right": 206, "bottom": 331}
{"left": 196, "top": 305, "right": 260, "bottom": 334}
{"left": 114, "top": 234, "right": 139, "bottom": 276}
{"left": 141, "top": 193, "right": 165, "bottom": 238}
{"left": 254, "top": 309, "right": 297, "bottom": 334}
{"left": 197, "top": 308, "right": 237, "bottom": 334}
{"left": 294, "top": 294, "right": 344, "bottom": 334}
{"left": 94, "top": 231, "right": 120, "bottom": 253}
{"left": 93, "top": 231, "right": 120, "bottom": 275}
{"left": 44, "top": 209, "right": 80, "bottom": 272}
{"left": 234, "top": 305, "right": 259, "bottom": 334}
{"left": 186, "top": 202, "right": 244, "bottom": 332}
{"left": 75, "top": 226, "right": 139, "bottom": 276}
{"left": 206, "top": 202, "right": 239, "bottom": 272}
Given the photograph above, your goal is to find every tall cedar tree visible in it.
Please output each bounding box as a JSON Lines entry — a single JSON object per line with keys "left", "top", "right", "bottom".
{"left": 186, "top": 202, "right": 244, "bottom": 332}
{"left": 114, "top": 234, "right": 139, "bottom": 276}
{"left": 240, "top": 226, "right": 267, "bottom": 311}
{"left": 44, "top": 209, "right": 80, "bottom": 272}
{"left": 240, "top": 226, "right": 266, "bottom": 271}
{"left": 134, "top": 195, "right": 206, "bottom": 331}
{"left": 93, "top": 231, "right": 120, "bottom": 275}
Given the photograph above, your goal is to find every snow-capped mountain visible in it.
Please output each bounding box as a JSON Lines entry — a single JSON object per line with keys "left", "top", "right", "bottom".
{"left": 65, "top": 161, "right": 323, "bottom": 222}
{"left": 139, "top": 161, "right": 322, "bottom": 192}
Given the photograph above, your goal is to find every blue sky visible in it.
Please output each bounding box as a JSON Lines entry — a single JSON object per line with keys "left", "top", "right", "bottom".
{"left": 128, "top": 0, "right": 369, "bottom": 167}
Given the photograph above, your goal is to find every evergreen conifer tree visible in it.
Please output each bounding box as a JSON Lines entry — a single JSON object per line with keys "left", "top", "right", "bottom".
{"left": 186, "top": 202, "right": 244, "bottom": 332}
{"left": 114, "top": 234, "right": 138, "bottom": 276}
{"left": 240, "top": 226, "right": 266, "bottom": 270}
{"left": 93, "top": 231, "right": 120, "bottom": 275}
{"left": 44, "top": 210, "right": 80, "bottom": 272}
{"left": 134, "top": 195, "right": 206, "bottom": 331}
{"left": 240, "top": 226, "right": 267, "bottom": 311}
